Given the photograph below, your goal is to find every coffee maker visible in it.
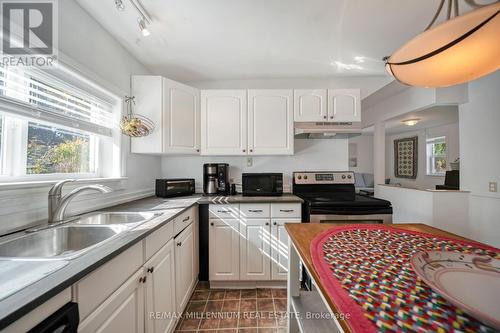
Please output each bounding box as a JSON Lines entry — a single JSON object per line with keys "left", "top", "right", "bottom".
{"left": 203, "top": 163, "right": 229, "bottom": 195}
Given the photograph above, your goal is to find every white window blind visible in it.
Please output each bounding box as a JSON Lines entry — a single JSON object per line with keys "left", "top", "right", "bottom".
{"left": 0, "top": 65, "right": 116, "bottom": 137}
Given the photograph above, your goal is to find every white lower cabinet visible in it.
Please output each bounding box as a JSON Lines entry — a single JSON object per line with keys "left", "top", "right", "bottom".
{"left": 174, "top": 223, "right": 196, "bottom": 312}
{"left": 78, "top": 269, "right": 145, "bottom": 333}
{"left": 145, "top": 239, "right": 176, "bottom": 333}
{"left": 239, "top": 219, "right": 271, "bottom": 280}
{"left": 271, "top": 219, "right": 301, "bottom": 280}
{"left": 209, "top": 218, "right": 240, "bottom": 280}
{"left": 209, "top": 203, "right": 301, "bottom": 282}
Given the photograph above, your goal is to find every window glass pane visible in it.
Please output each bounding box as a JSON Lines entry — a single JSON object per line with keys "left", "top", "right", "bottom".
{"left": 433, "top": 142, "right": 446, "bottom": 156}
{"left": 26, "top": 122, "right": 95, "bottom": 175}
{"left": 432, "top": 157, "right": 447, "bottom": 174}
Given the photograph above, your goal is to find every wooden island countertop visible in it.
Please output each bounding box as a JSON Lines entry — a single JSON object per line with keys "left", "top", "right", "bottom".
{"left": 284, "top": 223, "right": 472, "bottom": 333}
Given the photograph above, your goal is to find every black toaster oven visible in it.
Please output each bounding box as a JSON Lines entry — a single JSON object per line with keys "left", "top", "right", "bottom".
{"left": 155, "top": 179, "right": 195, "bottom": 198}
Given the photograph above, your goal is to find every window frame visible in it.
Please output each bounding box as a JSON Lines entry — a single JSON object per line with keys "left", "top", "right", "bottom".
{"left": 426, "top": 136, "right": 447, "bottom": 176}
{"left": 0, "top": 64, "right": 122, "bottom": 183}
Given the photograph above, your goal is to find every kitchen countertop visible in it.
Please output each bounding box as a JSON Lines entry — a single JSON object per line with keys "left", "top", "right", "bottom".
{"left": 0, "top": 193, "right": 303, "bottom": 328}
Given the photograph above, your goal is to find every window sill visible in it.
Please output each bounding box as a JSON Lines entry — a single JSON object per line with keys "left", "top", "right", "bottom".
{"left": 0, "top": 177, "right": 128, "bottom": 190}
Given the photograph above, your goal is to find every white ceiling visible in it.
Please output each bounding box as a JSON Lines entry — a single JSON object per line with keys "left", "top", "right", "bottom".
{"left": 76, "top": 0, "right": 478, "bottom": 82}
{"left": 363, "top": 105, "right": 459, "bottom": 135}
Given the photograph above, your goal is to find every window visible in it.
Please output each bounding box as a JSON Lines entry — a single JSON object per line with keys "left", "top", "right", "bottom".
{"left": 0, "top": 65, "right": 120, "bottom": 181}
{"left": 426, "top": 136, "right": 447, "bottom": 176}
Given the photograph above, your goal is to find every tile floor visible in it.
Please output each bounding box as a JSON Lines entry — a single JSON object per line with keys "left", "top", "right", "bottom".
{"left": 175, "top": 282, "right": 288, "bottom": 333}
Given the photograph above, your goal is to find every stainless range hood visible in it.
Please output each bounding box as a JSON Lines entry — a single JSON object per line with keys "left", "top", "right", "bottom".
{"left": 294, "top": 122, "right": 362, "bottom": 139}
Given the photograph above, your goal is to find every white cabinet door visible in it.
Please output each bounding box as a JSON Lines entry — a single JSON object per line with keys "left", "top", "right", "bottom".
{"left": 163, "top": 79, "right": 200, "bottom": 154}
{"left": 201, "top": 90, "right": 247, "bottom": 155}
{"left": 271, "top": 219, "right": 300, "bottom": 280}
{"left": 145, "top": 239, "right": 176, "bottom": 333}
{"left": 239, "top": 219, "right": 271, "bottom": 280}
{"left": 209, "top": 218, "right": 240, "bottom": 280}
{"left": 174, "top": 223, "right": 195, "bottom": 312}
{"left": 293, "top": 89, "right": 328, "bottom": 122}
{"left": 327, "top": 89, "right": 361, "bottom": 122}
{"left": 78, "top": 269, "right": 145, "bottom": 333}
{"left": 131, "top": 76, "right": 163, "bottom": 154}
{"left": 248, "top": 90, "right": 294, "bottom": 155}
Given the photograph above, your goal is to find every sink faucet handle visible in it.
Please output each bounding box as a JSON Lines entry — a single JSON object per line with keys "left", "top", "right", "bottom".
{"left": 49, "top": 179, "right": 77, "bottom": 196}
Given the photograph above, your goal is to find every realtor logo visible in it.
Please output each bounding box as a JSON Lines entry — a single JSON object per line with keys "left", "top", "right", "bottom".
{"left": 1, "top": 0, "right": 58, "bottom": 66}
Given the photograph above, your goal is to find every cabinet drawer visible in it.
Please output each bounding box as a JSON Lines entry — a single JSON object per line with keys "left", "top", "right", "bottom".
{"left": 145, "top": 219, "right": 174, "bottom": 260}
{"left": 209, "top": 204, "right": 239, "bottom": 219}
{"left": 74, "top": 241, "right": 143, "bottom": 321}
{"left": 240, "top": 203, "right": 270, "bottom": 218}
{"left": 271, "top": 203, "right": 301, "bottom": 218}
{"left": 174, "top": 206, "right": 195, "bottom": 235}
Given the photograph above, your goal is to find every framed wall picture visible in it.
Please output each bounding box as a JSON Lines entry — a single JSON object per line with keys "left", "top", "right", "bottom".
{"left": 394, "top": 136, "right": 418, "bottom": 179}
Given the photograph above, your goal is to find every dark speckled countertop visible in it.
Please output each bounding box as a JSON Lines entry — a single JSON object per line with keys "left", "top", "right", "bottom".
{"left": 0, "top": 193, "right": 303, "bottom": 328}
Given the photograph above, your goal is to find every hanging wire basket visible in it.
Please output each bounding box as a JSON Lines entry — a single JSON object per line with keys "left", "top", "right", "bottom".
{"left": 120, "top": 96, "right": 155, "bottom": 137}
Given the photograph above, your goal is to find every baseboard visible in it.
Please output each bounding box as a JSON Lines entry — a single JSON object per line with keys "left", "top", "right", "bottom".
{"left": 209, "top": 280, "right": 286, "bottom": 289}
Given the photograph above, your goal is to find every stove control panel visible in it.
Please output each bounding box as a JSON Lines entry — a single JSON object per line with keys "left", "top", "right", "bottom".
{"left": 293, "top": 171, "right": 355, "bottom": 185}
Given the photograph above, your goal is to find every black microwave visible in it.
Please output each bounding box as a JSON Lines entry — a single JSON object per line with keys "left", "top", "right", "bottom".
{"left": 242, "top": 173, "right": 283, "bottom": 196}
{"left": 156, "top": 179, "right": 195, "bottom": 198}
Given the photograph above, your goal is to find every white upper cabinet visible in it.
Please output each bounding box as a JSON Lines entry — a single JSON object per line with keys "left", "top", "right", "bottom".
{"left": 201, "top": 90, "right": 248, "bottom": 155}
{"left": 327, "top": 89, "right": 361, "bottom": 122}
{"left": 164, "top": 79, "right": 200, "bottom": 154}
{"left": 248, "top": 90, "right": 294, "bottom": 155}
{"left": 293, "top": 89, "right": 328, "bottom": 122}
{"left": 131, "top": 76, "right": 200, "bottom": 155}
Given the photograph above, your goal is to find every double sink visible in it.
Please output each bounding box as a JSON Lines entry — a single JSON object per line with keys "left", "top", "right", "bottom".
{"left": 0, "top": 212, "right": 162, "bottom": 260}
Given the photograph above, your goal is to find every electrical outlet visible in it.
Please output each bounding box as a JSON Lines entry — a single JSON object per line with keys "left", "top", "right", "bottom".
{"left": 489, "top": 182, "right": 497, "bottom": 193}
{"left": 246, "top": 157, "right": 253, "bottom": 167}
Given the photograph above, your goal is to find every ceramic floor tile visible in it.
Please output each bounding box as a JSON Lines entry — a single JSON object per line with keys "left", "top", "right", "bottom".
{"left": 177, "top": 318, "right": 201, "bottom": 331}
{"left": 273, "top": 299, "right": 287, "bottom": 312}
{"left": 239, "top": 299, "right": 257, "bottom": 312}
{"left": 257, "top": 299, "right": 274, "bottom": 312}
{"left": 222, "top": 299, "right": 240, "bottom": 312}
{"left": 224, "top": 289, "right": 241, "bottom": 300}
{"left": 186, "top": 300, "right": 207, "bottom": 313}
{"left": 199, "top": 317, "right": 221, "bottom": 330}
{"left": 218, "top": 316, "right": 239, "bottom": 329}
{"left": 191, "top": 290, "right": 210, "bottom": 301}
{"left": 209, "top": 290, "right": 226, "bottom": 300}
{"left": 241, "top": 289, "right": 257, "bottom": 299}
{"left": 238, "top": 328, "right": 258, "bottom": 333}
{"left": 271, "top": 289, "right": 287, "bottom": 299}
{"left": 258, "top": 328, "right": 278, "bottom": 333}
{"left": 256, "top": 289, "right": 273, "bottom": 298}
{"left": 206, "top": 300, "right": 224, "bottom": 312}
{"left": 238, "top": 312, "right": 258, "bottom": 328}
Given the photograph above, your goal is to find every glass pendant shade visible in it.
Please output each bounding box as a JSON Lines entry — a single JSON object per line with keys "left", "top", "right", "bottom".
{"left": 386, "top": 2, "right": 500, "bottom": 88}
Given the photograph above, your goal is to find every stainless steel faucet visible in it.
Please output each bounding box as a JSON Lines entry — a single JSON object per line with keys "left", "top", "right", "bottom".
{"left": 48, "top": 179, "right": 113, "bottom": 224}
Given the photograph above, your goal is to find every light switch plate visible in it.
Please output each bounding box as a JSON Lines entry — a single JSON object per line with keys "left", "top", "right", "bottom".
{"left": 246, "top": 157, "right": 253, "bottom": 167}
{"left": 489, "top": 182, "right": 497, "bottom": 192}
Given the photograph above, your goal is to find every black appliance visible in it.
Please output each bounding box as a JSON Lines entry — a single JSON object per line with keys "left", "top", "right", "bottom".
{"left": 293, "top": 171, "right": 392, "bottom": 224}
{"left": 436, "top": 170, "right": 459, "bottom": 190}
{"left": 156, "top": 179, "right": 195, "bottom": 198}
{"left": 28, "top": 302, "right": 79, "bottom": 333}
{"left": 242, "top": 173, "right": 283, "bottom": 196}
{"left": 203, "top": 163, "right": 229, "bottom": 195}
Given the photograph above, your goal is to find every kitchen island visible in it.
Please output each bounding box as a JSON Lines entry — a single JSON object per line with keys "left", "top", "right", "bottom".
{"left": 284, "top": 223, "right": 479, "bottom": 333}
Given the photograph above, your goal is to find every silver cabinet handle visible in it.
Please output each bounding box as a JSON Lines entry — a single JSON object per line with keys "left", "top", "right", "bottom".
{"left": 217, "top": 210, "right": 230, "bottom": 213}
{"left": 280, "top": 209, "right": 294, "bottom": 212}
{"left": 210, "top": 222, "right": 214, "bottom": 226}
{"left": 242, "top": 149, "right": 246, "bottom": 152}
{"left": 265, "top": 222, "right": 270, "bottom": 226}
{"left": 248, "top": 209, "right": 263, "bottom": 212}
{"left": 273, "top": 221, "right": 277, "bottom": 225}
{"left": 323, "top": 115, "right": 327, "bottom": 119}
{"left": 183, "top": 216, "right": 190, "bottom": 222}
{"left": 176, "top": 242, "right": 182, "bottom": 247}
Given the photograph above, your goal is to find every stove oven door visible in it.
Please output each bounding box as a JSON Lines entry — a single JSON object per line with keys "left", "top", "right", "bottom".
{"left": 309, "top": 213, "right": 392, "bottom": 224}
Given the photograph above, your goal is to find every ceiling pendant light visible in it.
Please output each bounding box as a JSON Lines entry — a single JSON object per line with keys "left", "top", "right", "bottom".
{"left": 384, "top": 1, "right": 500, "bottom": 88}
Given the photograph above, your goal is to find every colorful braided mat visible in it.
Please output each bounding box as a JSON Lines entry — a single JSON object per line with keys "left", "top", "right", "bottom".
{"left": 310, "top": 225, "right": 500, "bottom": 333}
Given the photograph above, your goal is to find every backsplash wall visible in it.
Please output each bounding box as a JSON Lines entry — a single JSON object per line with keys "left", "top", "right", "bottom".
{"left": 161, "top": 139, "right": 348, "bottom": 192}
